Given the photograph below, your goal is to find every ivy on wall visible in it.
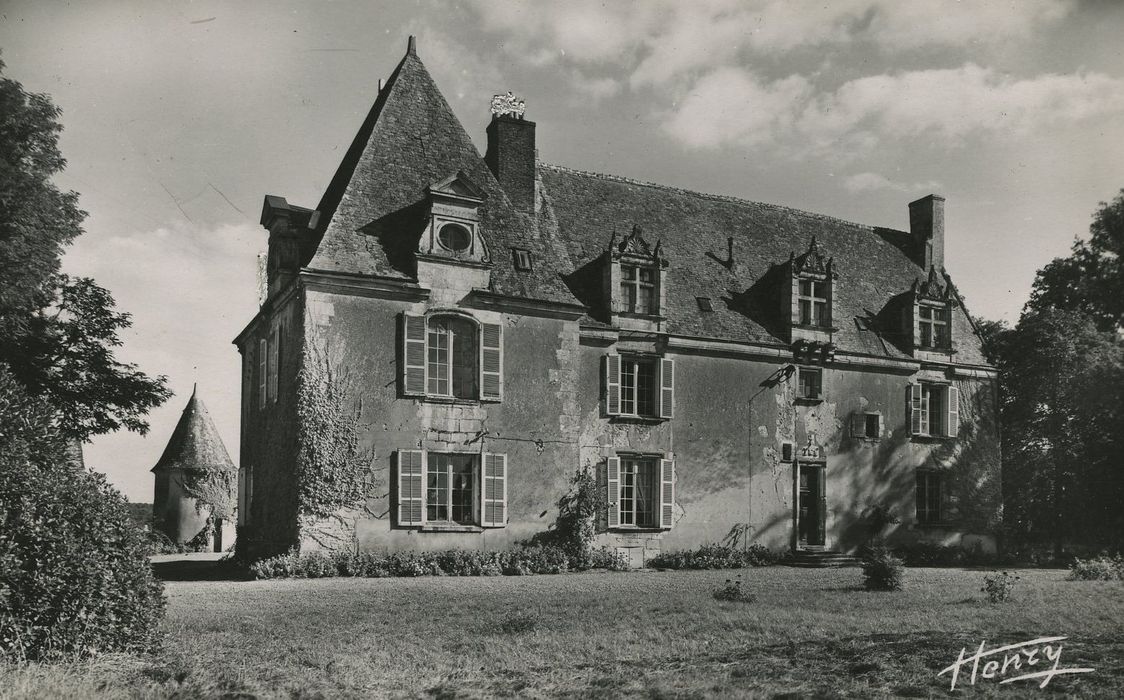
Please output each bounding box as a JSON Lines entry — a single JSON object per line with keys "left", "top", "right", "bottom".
{"left": 296, "top": 343, "right": 374, "bottom": 526}
{"left": 180, "top": 468, "right": 235, "bottom": 522}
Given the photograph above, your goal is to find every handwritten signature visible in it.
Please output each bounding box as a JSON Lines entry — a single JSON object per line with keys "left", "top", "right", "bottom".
{"left": 938, "top": 636, "right": 1094, "bottom": 690}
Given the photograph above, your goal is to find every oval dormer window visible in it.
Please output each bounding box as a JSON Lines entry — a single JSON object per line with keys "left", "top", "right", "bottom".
{"left": 438, "top": 223, "right": 471, "bottom": 253}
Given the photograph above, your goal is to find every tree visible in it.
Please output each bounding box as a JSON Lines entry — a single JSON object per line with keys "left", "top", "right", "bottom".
{"left": 0, "top": 60, "right": 169, "bottom": 439}
{"left": 1027, "top": 189, "right": 1124, "bottom": 332}
{"left": 996, "top": 309, "right": 1124, "bottom": 555}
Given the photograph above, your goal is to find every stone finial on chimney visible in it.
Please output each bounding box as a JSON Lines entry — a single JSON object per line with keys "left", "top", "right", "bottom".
{"left": 909, "top": 194, "right": 945, "bottom": 272}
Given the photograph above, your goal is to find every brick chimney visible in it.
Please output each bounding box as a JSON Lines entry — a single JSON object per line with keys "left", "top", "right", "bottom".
{"left": 485, "top": 114, "right": 536, "bottom": 213}
{"left": 908, "top": 194, "right": 945, "bottom": 272}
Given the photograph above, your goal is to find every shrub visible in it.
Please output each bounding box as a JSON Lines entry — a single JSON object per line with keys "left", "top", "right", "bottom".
{"left": 501, "top": 545, "right": 570, "bottom": 575}
{"left": 981, "top": 571, "right": 1019, "bottom": 603}
{"left": 0, "top": 371, "right": 166, "bottom": 661}
{"left": 527, "top": 467, "right": 604, "bottom": 569}
{"left": 248, "top": 544, "right": 573, "bottom": 579}
{"left": 1068, "top": 555, "right": 1124, "bottom": 581}
{"left": 861, "top": 546, "right": 905, "bottom": 591}
{"left": 647, "top": 543, "right": 779, "bottom": 570}
{"left": 587, "top": 547, "right": 629, "bottom": 571}
{"left": 712, "top": 577, "right": 756, "bottom": 603}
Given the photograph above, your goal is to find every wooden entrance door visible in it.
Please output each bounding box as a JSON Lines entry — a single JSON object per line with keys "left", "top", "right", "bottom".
{"left": 797, "top": 464, "right": 826, "bottom": 547}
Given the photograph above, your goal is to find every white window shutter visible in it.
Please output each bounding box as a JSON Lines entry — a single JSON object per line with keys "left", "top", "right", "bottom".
{"left": 397, "top": 449, "right": 425, "bottom": 526}
{"left": 606, "top": 457, "right": 620, "bottom": 528}
{"left": 482, "top": 453, "right": 507, "bottom": 527}
{"left": 946, "top": 386, "right": 959, "bottom": 437}
{"left": 402, "top": 313, "right": 427, "bottom": 396}
{"left": 658, "top": 358, "right": 675, "bottom": 419}
{"left": 480, "top": 322, "right": 503, "bottom": 401}
{"left": 908, "top": 384, "right": 923, "bottom": 435}
{"left": 257, "top": 338, "right": 267, "bottom": 410}
{"left": 604, "top": 354, "right": 621, "bottom": 416}
{"left": 659, "top": 459, "right": 675, "bottom": 529}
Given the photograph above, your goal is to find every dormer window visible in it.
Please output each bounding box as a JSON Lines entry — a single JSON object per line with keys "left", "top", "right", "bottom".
{"left": 785, "top": 237, "right": 837, "bottom": 344}
{"left": 621, "top": 264, "right": 656, "bottom": 314}
{"left": 437, "top": 223, "right": 472, "bottom": 253}
{"left": 604, "top": 225, "right": 669, "bottom": 330}
{"left": 512, "top": 248, "right": 532, "bottom": 271}
{"left": 910, "top": 266, "right": 955, "bottom": 353}
{"left": 798, "top": 278, "right": 829, "bottom": 327}
{"left": 918, "top": 303, "right": 948, "bottom": 349}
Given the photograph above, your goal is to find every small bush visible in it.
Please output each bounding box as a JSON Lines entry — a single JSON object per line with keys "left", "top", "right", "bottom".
{"left": 712, "top": 577, "right": 756, "bottom": 603}
{"left": 587, "top": 547, "right": 630, "bottom": 571}
{"left": 647, "top": 543, "right": 779, "bottom": 570}
{"left": 1068, "top": 555, "right": 1124, "bottom": 581}
{"left": 981, "top": 571, "right": 1019, "bottom": 603}
{"left": 861, "top": 546, "right": 905, "bottom": 591}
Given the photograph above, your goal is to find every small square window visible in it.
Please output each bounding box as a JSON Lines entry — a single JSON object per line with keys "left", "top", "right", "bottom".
{"left": 780, "top": 442, "right": 794, "bottom": 462}
{"left": 696, "top": 296, "right": 713, "bottom": 312}
{"left": 797, "top": 367, "right": 822, "bottom": 400}
{"left": 512, "top": 248, "right": 532, "bottom": 271}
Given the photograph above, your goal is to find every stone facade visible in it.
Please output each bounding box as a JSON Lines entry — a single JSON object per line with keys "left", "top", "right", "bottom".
{"left": 234, "top": 39, "right": 1001, "bottom": 563}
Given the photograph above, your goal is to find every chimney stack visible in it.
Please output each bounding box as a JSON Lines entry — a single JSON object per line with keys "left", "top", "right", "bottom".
{"left": 908, "top": 194, "right": 945, "bottom": 272}
{"left": 486, "top": 113, "right": 536, "bottom": 213}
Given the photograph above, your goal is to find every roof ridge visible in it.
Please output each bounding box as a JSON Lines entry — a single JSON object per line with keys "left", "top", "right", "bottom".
{"left": 539, "top": 162, "right": 891, "bottom": 234}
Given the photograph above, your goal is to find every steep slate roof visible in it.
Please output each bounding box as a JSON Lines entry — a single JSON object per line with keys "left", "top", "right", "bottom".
{"left": 301, "top": 42, "right": 988, "bottom": 367}
{"left": 307, "top": 44, "right": 579, "bottom": 306}
{"left": 151, "top": 386, "right": 236, "bottom": 474}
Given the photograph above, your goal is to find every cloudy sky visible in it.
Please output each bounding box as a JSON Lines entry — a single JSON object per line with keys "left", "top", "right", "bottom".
{"left": 2, "top": 0, "right": 1122, "bottom": 502}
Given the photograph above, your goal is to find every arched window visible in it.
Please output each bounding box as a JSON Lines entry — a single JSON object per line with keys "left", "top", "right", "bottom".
{"left": 427, "top": 315, "right": 477, "bottom": 399}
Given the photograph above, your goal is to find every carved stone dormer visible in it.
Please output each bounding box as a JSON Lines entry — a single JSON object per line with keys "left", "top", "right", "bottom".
{"left": 604, "top": 224, "right": 669, "bottom": 332}
{"left": 908, "top": 265, "right": 956, "bottom": 359}
{"left": 783, "top": 236, "right": 839, "bottom": 346}
{"left": 415, "top": 171, "right": 493, "bottom": 304}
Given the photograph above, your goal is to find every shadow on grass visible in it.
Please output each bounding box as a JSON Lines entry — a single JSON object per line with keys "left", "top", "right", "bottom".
{"left": 151, "top": 558, "right": 250, "bottom": 582}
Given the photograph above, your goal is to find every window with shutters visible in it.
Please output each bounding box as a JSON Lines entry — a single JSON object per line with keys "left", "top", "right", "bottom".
{"left": 606, "top": 455, "right": 675, "bottom": 530}
{"left": 396, "top": 449, "right": 507, "bottom": 529}
{"left": 257, "top": 337, "right": 267, "bottom": 410}
{"left": 604, "top": 354, "right": 674, "bottom": 420}
{"left": 908, "top": 382, "right": 959, "bottom": 438}
{"left": 916, "top": 470, "right": 944, "bottom": 524}
{"left": 401, "top": 312, "right": 503, "bottom": 402}
{"left": 851, "top": 412, "right": 882, "bottom": 440}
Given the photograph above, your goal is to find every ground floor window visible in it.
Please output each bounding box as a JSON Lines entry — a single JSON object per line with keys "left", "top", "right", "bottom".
{"left": 397, "top": 450, "right": 507, "bottom": 528}
{"left": 619, "top": 457, "right": 657, "bottom": 527}
{"left": 916, "top": 470, "right": 943, "bottom": 524}
{"left": 607, "top": 456, "right": 675, "bottom": 530}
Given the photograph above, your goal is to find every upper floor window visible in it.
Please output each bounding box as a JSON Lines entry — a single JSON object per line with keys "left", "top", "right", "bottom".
{"left": 606, "top": 455, "right": 675, "bottom": 530}
{"left": 918, "top": 303, "right": 949, "bottom": 349}
{"left": 437, "top": 223, "right": 472, "bottom": 253}
{"left": 797, "top": 366, "right": 823, "bottom": 401}
{"left": 402, "top": 313, "right": 503, "bottom": 401}
{"left": 604, "top": 353, "right": 674, "bottom": 420}
{"left": 620, "top": 264, "right": 657, "bottom": 314}
{"left": 798, "top": 278, "right": 829, "bottom": 327}
{"left": 851, "top": 412, "right": 883, "bottom": 440}
{"left": 908, "top": 382, "right": 959, "bottom": 438}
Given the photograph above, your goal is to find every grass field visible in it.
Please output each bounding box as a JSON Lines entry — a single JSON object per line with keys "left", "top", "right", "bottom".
{"left": 2, "top": 565, "right": 1121, "bottom": 698}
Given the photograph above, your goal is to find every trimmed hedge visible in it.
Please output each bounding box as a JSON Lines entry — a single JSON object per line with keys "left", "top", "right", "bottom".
{"left": 249, "top": 544, "right": 629, "bottom": 580}
{"left": 646, "top": 544, "right": 780, "bottom": 570}
{"left": 0, "top": 370, "right": 165, "bottom": 661}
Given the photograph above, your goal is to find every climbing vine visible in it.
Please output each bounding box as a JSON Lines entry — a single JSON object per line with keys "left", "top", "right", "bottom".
{"left": 529, "top": 467, "right": 605, "bottom": 568}
{"left": 180, "top": 468, "right": 236, "bottom": 522}
{"left": 296, "top": 343, "right": 374, "bottom": 522}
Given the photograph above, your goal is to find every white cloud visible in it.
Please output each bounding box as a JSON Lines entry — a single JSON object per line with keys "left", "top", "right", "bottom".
{"left": 662, "top": 64, "right": 1124, "bottom": 154}
{"left": 661, "top": 68, "right": 811, "bottom": 148}
{"left": 843, "top": 172, "right": 940, "bottom": 194}
{"left": 467, "top": 0, "right": 1076, "bottom": 89}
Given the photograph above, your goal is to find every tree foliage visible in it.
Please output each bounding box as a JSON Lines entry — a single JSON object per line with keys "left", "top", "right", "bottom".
{"left": 988, "top": 191, "right": 1124, "bottom": 555}
{"left": 0, "top": 60, "right": 169, "bottom": 439}
{"left": 1027, "top": 189, "right": 1124, "bottom": 332}
{"left": 0, "top": 369, "right": 165, "bottom": 661}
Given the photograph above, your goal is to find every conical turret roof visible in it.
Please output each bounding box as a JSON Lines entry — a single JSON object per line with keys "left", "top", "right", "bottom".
{"left": 151, "top": 385, "right": 236, "bottom": 474}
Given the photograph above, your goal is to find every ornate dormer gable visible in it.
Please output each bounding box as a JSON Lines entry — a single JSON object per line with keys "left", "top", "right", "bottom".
{"left": 416, "top": 171, "right": 491, "bottom": 265}
{"left": 603, "top": 224, "right": 669, "bottom": 332}
{"left": 906, "top": 265, "right": 956, "bottom": 356}
{"left": 783, "top": 236, "right": 839, "bottom": 349}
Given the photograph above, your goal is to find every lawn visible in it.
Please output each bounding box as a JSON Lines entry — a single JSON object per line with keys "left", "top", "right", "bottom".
{"left": 1, "top": 565, "right": 1121, "bottom": 698}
